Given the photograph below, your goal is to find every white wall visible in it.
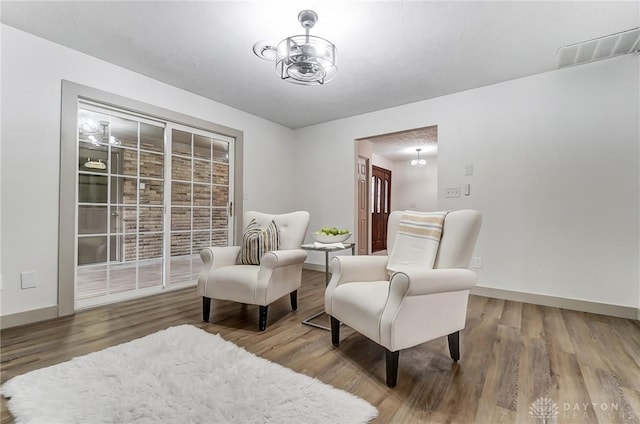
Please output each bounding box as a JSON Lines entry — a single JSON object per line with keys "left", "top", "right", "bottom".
{"left": 371, "top": 153, "right": 394, "bottom": 171}
{"left": 391, "top": 159, "right": 438, "bottom": 212}
{"left": 2, "top": 24, "right": 638, "bottom": 319}
{"left": 294, "top": 54, "right": 640, "bottom": 310}
{"left": 372, "top": 152, "right": 438, "bottom": 212}
{"left": 0, "top": 25, "right": 296, "bottom": 317}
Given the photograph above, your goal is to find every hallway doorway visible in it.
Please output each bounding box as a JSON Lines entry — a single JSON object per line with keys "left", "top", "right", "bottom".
{"left": 355, "top": 125, "right": 438, "bottom": 255}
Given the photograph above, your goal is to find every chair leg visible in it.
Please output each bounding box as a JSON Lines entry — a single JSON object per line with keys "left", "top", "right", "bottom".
{"left": 330, "top": 316, "right": 340, "bottom": 346}
{"left": 385, "top": 349, "right": 400, "bottom": 388}
{"left": 258, "top": 305, "right": 268, "bottom": 331}
{"left": 290, "top": 290, "right": 298, "bottom": 311}
{"left": 448, "top": 331, "right": 460, "bottom": 362}
{"left": 202, "top": 297, "right": 211, "bottom": 322}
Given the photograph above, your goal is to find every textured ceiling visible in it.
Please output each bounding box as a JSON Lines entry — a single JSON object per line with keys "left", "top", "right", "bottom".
{"left": 2, "top": 1, "right": 638, "bottom": 131}
{"left": 2, "top": 1, "right": 638, "bottom": 162}
{"left": 359, "top": 126, "right": 438, "bottom": 162}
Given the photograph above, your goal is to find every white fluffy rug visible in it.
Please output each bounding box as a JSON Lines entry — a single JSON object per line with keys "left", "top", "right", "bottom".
{"left": 2, "top": 325, "right": 377, "bottom": 423}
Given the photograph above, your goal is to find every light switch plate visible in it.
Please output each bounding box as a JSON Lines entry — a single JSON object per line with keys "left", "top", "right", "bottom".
{"left": 464, "top": 164, "right": 474, "bottom": 176}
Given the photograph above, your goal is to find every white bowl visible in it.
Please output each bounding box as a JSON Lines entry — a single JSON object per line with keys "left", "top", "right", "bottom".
{"left": 311, "top": 232, "right": 352, "bottom": 243}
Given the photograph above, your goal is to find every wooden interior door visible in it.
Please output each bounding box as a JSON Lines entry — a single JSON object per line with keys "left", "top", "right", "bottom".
{"left": 371, "top": 165, "right": 391, "bottom": 252}
{"left": 357, "top": 157, "right": 368, "bottom": 255}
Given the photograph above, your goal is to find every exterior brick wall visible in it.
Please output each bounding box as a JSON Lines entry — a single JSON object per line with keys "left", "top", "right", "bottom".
{"left": 79, "top": 129, "right": 230, "bottom": 265}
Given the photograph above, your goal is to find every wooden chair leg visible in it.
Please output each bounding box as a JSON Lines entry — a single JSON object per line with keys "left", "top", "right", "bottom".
{"left": 290, "top": 290, "right": 298, "bottom": 311}
{"left": 330, "top": 316, "right": 340, "bottom": 346}
{"left": 258, "top": 305, "right": 269, "bottom": 331}
{"left": 202, "top": 297, "right": 211, "bottom": 322}
{"left": 448, "top": 331, "right": 460, "bottom": 362}
{"left": 385, "top": 349, "right": 400, "bottom": 388}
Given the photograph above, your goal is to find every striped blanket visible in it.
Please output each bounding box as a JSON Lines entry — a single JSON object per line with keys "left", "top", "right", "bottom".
{"left": 386, "top": 210, "right": 447, "bottom": 274}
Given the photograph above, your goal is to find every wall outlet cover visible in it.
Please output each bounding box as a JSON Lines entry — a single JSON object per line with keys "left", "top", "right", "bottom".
{"left": 472, "top": 257, "right": 483, "bottom": 269}
{"left": 21, "top": 271, "right": 38, "bottom": 289}
{"left": 445, "top": 186, "right": 461, "bottom": 198}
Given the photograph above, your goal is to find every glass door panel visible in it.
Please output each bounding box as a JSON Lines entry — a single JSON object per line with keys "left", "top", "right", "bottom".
{"left": 76, "top": 105, "right": 165, "bottom": 306}
{"left": 168, "top": 127, "right": 232, "bottom": 285}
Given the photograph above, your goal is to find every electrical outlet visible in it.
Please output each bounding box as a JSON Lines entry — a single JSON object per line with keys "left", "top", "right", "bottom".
{"left": 472, "top": 257, "right": 483, "bottom": 269}
{"left": 445, "top": 186, "right": 461, "bottom": 198}
{"left": 20, "top": 271, "right": 38, "bottom": 289}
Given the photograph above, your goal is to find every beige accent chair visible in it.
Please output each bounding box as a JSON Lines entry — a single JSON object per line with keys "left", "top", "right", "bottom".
{"left": 325, "top": 209, "right": 482, "bottom": 387}
{"left": 198, "top": 211, "right": 310, "bottom": 331}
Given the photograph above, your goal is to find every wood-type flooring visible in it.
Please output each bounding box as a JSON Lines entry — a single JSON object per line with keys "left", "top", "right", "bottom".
{"left": 1, "top": 269, "right": 639, "bottom": 423}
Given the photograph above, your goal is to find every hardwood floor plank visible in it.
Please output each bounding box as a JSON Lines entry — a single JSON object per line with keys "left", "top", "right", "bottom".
{"left": 587, "top": 320, "right": 640, "bottom": 393}
{"left": 488, "top": 325, "right": 521, "bottom": 411}
{"left": 500, "top": 300, "right": 523, "bottom": 329}
{"left": 580, "top": 365, "right": 637, "bottom": 423}
{"left": 621, "top": 387, "right": 640, "bottom": 423}
{"left": 521, "top": 302, "right": 545, "bottom": 340}
{"left": 2, "top": 269, "right": 639, "bottom": 424}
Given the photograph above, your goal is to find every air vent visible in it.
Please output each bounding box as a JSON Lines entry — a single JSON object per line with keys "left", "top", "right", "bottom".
{"left": 557, "top": 27, "right": 640, "bottom": 69}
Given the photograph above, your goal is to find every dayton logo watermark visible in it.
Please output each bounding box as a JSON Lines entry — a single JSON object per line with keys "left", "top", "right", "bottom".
{"left": 529, "top": 397, "right": 559, "bottom": 423}
{"left": 529, "top": 397, "right": 631, "bottom": 422}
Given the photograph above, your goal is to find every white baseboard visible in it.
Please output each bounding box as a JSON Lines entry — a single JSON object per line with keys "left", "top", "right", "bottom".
{"left": 303, "top": 263, "right": 639, "bottom": 321}
{"left": 303, "top": 263, "right": 326, "bottom": 273}
{"left": 471, "top": 286, "right": 638, "bottom": 320}
{"left": 3, "top": 282, "right": 637, "bottom": 329}
{"left": 1, "top": 305, "right": 59, "bottom": 329}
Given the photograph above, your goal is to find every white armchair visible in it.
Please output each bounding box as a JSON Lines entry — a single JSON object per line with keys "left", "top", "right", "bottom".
{"left": 325, "top": 209, "right": 482, "bottom": 387}
{"left": 197, "top": 211, "right": 310, "bottom": 331}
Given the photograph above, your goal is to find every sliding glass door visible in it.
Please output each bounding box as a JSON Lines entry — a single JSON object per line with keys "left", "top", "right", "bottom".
{"left": 75, "top": 104, "right": 233, "bottom": 308}
{"left": 168, "top": 126, "right": 233, "bottom": 286}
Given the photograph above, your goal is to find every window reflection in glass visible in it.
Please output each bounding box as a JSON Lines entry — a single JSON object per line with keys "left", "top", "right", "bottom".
{"left": 212, "top": 139, "right": 229, "bottom": 163}
{"left": 140, "top": 123, "right": 164, "bottom": 152}
{"left": 194, "top": 135, "right": 212, "bottom": 160}
{"left": 79, "top": 175, "right": 108, "bottom": 204}
{"left": 78, "top": 206, "right": 108, "bottom": 235}
{"left": 78, "top": 236, "right": 107, "bottom": 265}
{"left": 111, "top": 116, "right": 138, "bottom": 148}
{"left": 172, "top": 129, "right": 191, "bottom": 155}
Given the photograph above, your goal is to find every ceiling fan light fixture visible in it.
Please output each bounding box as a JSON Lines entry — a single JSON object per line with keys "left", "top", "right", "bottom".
{"left": 254, "top": 10, "right": 337, "bottom": 85}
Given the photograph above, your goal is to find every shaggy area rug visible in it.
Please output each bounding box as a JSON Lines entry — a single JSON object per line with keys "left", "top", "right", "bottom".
{"left": 2, "top": 325, "right": 377, "bottom": 423}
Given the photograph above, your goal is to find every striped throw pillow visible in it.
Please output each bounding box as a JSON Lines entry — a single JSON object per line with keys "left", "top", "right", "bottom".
{"left": 237, "top": 219, "right": 280, "bottom": 265}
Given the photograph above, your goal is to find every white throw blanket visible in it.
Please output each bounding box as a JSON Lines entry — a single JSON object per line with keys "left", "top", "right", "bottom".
{"left": 387, "top": 210, "right": 447, "bottom": 274}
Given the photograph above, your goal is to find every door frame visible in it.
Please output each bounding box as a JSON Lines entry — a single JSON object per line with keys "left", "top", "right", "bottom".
{"left": 354, "top": 125, "right": 438, "bottom": 256}
{"left": 356, "top": 156, "right": 369, "bottom": 255}
{"left": 59, "top": 80, "right": 244, "bottom": 316}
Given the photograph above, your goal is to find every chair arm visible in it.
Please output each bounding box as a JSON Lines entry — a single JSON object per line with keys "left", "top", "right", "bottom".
{"left": 390, "top": 268, "right": 478, "bottom": 296}
{"left": 329, "top": 255, "right": 390, "bottom": 284}
{"left": 200, "top": 246, "right": 241, "bottom": 270}
{"left": 197, "top": 246, "right": 241, "bottom": 296}
{"left": 260, "top": 249, "right": 308, "bottom": 270}
{"left": 325, "top": 255, "right": 391, "bottom": 316}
